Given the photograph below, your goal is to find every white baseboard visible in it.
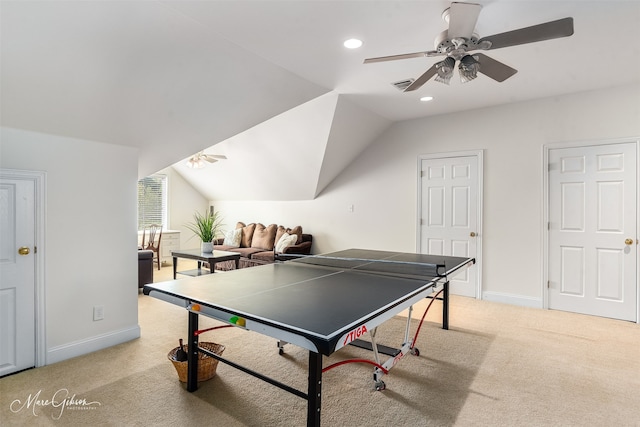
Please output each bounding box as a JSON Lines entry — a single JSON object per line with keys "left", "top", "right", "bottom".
{"left": 46, "top": 325, "right": 141, "bottom": 365}
{"left": 482, "top": 291, "right": 542, "bottom": 309}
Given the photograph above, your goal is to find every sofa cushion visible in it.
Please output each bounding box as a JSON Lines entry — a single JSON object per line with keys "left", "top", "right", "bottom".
{"left": 275, "top": 225, "right": 303, "bottom": 245}
{"left": 288, "top": 225, "right": 303, "bottom": 244}
{"left": 227, "top": 247, "right": 264, "bottom": 258}
{"left": 252, "top": 251, "right": 275, "bottom": 263}
{"left": 223, "top": 228, "right": 242, "bottom": 247}
{"left": 238, "top": 222, "right": 256, "bottom": 248}
{"left": 274, "top": 226, "right": 287, "bottom": 245}
{"left": 275, "top": 233, "right": 298, "bottom": 253}
{"left": 251, "top": 223, "right": 277, "bottom": 250}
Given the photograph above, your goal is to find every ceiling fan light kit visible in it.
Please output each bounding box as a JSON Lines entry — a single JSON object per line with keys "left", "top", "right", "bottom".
{"left": 458, "top": 54, "right": 480, "bottom": 83}
{"left": 185, "top": 152, "right": 227, "bottom": 169}
{"left": 364, "top": 2, "right": 574, "bottom": 91}
{"left": 186, "top": 155, "right": 206, "bottom": 169}
{"left": 435, "top": 57, "right": 456, "bottom": 84}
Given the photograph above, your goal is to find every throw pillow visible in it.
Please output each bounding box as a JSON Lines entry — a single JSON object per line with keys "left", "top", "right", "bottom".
{"left": 275, "top": 233, "right": 298, "bottom": 253}
{"left": 223, "top": 228, "right": 242, "bottom": 247}
{"left": 287, "top": 225, "right": 303, "bottom": 244}
{"left": 251, "top": 223, "right": 277, "bottom": 250}
{"left": 274, "top": 225, "right": 287, "bottom": 245}
{"left": 275, "top": 225, "right": 303, "bottom": 245}
{"left": 240, "top": 223, "right": 256, "bottom": 248}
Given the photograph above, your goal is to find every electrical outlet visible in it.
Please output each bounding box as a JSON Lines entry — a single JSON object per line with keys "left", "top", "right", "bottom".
{"left": 93, "top": 305, "right": 104, "bottom": 321}
{"left": 348, "top": 204, "right": 354, "bottom": 213}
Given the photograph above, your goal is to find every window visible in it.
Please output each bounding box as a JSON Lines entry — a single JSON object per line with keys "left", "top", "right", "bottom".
{"left": 137, "top": 174, "right": 167, "bottom": 230}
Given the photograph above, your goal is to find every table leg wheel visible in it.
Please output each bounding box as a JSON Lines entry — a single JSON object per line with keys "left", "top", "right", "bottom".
{"left": 278, "top": 348, "right": 284, "bottom": 355}
{"left": 375, "top": 381, "right": 386, "bottom": 391}
{"left": 410, "top": 347, "right": 420, "bottom": 356}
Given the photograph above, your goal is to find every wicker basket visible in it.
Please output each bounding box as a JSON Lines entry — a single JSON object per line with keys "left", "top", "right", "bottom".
{"left": 168, "top": 342, "right": 225, "bottom": 383}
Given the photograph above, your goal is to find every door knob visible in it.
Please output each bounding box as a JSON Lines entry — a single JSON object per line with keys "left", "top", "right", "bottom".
{"left": 18, "top": 247, "right": 30, "bottom": 255}
{"left": 470, "top": 232, "right": 477, "bottom": 237}
{"left": 625, "top": 238, "right": 634, "bottom": 245}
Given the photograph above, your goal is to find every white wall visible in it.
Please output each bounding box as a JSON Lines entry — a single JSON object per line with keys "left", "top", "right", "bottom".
{"left": 160, "top": 166, "right": 210, "bottom": 250}
{"left": 0, "top": 127, "right": 140, "bottom": 364}
{"left": 213, "top": 83, "right": 640, "bottom": 307}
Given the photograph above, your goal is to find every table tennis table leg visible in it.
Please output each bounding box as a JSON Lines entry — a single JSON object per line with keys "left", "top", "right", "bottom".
{"left": 307, "top": 351, "right": 322, "bottom": 427}
{"left": 442, "top": 281, "right": 449, "bottom": 330}
{"left": 187, "top": 310, "right": 199, "bottom": 392}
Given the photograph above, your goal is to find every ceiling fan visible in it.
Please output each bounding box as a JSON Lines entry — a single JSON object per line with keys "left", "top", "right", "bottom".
{"left": 364, "top": 2, "right": 574, "bottom": 91}
{"left": 185, "top": 151, "right": 227, "bottom": 169}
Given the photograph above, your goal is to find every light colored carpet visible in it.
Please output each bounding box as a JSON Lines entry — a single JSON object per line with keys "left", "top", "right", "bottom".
{"left": 1, "top": 262, "right": 639, "bottom": 426}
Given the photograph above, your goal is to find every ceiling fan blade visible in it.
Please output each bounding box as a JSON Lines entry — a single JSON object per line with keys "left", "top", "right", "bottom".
{"left": 364, "top": 51, "right": 428, "bottom": 64}
{"left": 403, "top": 64, "right": 438, "bottom": 92}
{"left": 447, "top": 2, "right": 482, "bottom": 39}
{"left": 207, "top": 155, "right": 227, "bottom": 160}
{"left": 203, "top": 158, "right": 218, "bottom": 163}
{"left": 479, "top": 17, "right": 574, "bottom": 50}
{"left": 475, "top": 53, "right": 517, "bottom": 82}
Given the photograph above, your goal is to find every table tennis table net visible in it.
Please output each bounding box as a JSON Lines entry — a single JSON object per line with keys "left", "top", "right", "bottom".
{"left": 291, "top": 254, "right": 446, "bottom": 281}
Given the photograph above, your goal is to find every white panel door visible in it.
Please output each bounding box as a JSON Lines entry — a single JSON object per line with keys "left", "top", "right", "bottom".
{"left": 0, "top": 178, "right": 36, "bottom": 376}
{"left": 548, "top": 142, "right": 637, "bottom": 321}
{"left": 419, "top": 155, "right": 479, "bottom": 297}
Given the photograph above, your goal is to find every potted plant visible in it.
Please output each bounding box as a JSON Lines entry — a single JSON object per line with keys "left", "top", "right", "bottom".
{"left": 185, "top": 209, "right": 223, "bottom": 253}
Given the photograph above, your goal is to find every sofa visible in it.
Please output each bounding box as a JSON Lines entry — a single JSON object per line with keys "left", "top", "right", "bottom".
{"left": 138, "top": 249, "right": 154, "bottom": 288}
{"left": 214, "top": 222, "right": 312, "bottom": 268}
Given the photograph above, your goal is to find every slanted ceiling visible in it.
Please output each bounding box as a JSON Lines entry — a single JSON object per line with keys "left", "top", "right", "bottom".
{"left": 0, "top": 0, "right": 328, "bottom": 179}
{"left": 172, "top": 92, "right": 391, "bottom": 201}
{"left": 1, "top": 1, "right": 390, "bottom": 198}
{"left": 4, "top": 1, "right": 637, "bottom": 201}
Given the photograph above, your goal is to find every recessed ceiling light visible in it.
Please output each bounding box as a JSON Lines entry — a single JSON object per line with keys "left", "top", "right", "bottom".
{"left": 343, "top": 38, "right": 363, "bottom": 49}
{"left": 420, "top": 96, "right": 434, "bottom": 102}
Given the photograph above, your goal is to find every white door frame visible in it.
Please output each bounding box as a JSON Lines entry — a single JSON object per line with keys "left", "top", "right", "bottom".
{"left": 542, "top": 138, "right": 640, "bottom": 323}
{"left": 416, "top": 149, "right": 484, "bottom": 299}
{"left": 0, "top": 169, "right": 47, "bottom": 366}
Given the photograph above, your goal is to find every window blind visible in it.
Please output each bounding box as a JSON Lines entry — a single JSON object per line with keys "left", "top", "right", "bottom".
{"left": 138, "top": 174, "right": 167, "bottom": 230}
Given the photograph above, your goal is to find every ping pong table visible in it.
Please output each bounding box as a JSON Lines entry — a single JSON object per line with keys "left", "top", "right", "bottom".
{"left": 143, "top": 248, "right": 474, "bottom": 426}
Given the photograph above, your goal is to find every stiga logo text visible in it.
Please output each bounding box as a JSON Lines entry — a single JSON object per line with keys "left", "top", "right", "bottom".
{"left": 343, "top": 325, "right": 367, "bottom": 346}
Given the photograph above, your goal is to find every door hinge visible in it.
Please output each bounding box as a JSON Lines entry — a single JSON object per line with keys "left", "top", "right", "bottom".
{"left": 547, "top": 281, "right": 550, "bottom": 288}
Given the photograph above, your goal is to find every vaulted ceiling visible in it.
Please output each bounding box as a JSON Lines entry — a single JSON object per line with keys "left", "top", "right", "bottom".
{"left": 2, "top": 1, "right": 639, "bottom": 200}
{"left": 172, "top": 92, "right": 390, "bottom": 200}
